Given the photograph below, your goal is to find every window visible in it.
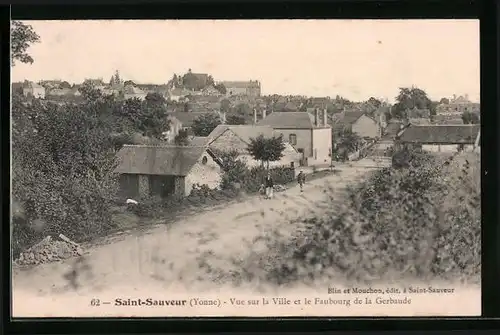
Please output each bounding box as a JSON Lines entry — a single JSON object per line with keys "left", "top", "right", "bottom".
{"left": 202, "top": 156, "right": 208, "bottom": 165}
{"left": 289, "top": 134, "right": 297, "bottom": 145}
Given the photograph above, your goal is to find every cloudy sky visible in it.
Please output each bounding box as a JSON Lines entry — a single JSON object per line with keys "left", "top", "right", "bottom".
{"left": 12, "top": 19, "right": 480, "bottom": 102}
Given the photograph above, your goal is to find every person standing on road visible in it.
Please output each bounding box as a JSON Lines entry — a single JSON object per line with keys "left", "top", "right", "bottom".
{"left": 264, "top": 172, "right": 274, "bottom": 199}
{"left": 297, "top": 170, "right": 306, "bottom": 192}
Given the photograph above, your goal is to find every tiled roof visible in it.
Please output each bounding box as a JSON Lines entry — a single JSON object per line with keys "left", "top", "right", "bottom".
{"left": 208, "top": 125, "right": 276, "bottom": 144}
{"left": 398, "top": 125, "right": 480, "bottom": 144}
{"left": 332, "top": 111, "right": 366, "bottom": 132}
{"left": 114, "top": 145, "right": 206, "bottom": 176}
{"left": 383, "top": 123, "right": 403, "bottom": 139}
{"left": 257, "top": 112, "right": 320, "bottom": 129}
{"left": 189, "top": 136, "right": 210, "bottom": 146}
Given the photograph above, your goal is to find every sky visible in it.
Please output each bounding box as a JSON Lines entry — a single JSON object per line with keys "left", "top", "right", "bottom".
{"left": 12, "top": 19, "right": 480, "bottom": 103}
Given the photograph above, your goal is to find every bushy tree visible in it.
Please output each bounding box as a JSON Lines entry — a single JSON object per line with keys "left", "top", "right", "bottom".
{"left": 11, "top": 21, "right": 40, "bottom": 66}
{"left": 12, "top": 95, "right": 119, "bottom": 257}
{"left": 247, "top": 134, "right": 286, "bottom": 169}
{"left": 191, "top": 113, "right": 222, "bottom": 136}
{"left": 392, "top": 87, "right": 432, "bottom": 119}
{"left": 215, "top": 83, "right": 227, "bottom": 94}
{"left": 461, "top": 111, "right": 480, "bottom": 124}
{"left": 174, "top": 129, "right": 190, "bottom": 146}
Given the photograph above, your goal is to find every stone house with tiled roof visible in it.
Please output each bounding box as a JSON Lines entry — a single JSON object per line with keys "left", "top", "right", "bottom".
{"left": 396, "top": 124, "right": 480, "bottom": 153}
{"left": 114, "top": 145, "right": 223, "bottom": 198}
{"left": 205, "top": 125, "right": 301, "bottom": 168}
{"left": 333, "top": 111, "right": 382, "bottom": 139}
{"left": 257, "top": 110, "right": 332, "bottom": 166}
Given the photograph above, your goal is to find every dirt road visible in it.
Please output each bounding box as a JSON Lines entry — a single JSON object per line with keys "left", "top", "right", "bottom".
{"left": 12, "top": 160, "right": 481, "bottom": 317}
{"left": 13, "top": 164, "right": 375, "bottom": 294}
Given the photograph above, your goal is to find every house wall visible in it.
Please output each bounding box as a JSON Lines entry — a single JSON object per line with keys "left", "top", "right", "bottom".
{"left": 274, "top": 128, "right": 313, "bottom": 158}
{"left": 422, "top": 144, "right": 475, "bottom": 153}
{"left": 138, "top": 175, "right": 150, "bottom": 197}
{"left": 311, "top": 127, "right": 332, "bottom": 164}
{"left": 185, "top": 151, "right": 223, "bottom": 196}
{"left": 174, "top": 176, "right": 186, "bottom": 196}
{"left": 352, "top": 115, "right": 380, "bottom": 138}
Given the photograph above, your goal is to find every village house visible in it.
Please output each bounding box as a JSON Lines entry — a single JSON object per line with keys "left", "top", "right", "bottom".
{"left": 257, "top": 110, "right": 332, "bottom": 166}
{"left": 114, "top": 145, "right": 223, "bottom": 198}
{"left": 206, "top": 124, "right": 301, "bottom": 168}
{"left": 396, "top": 124, "right": 480, "bottom": 153}
{"left": 220, "top": 80, "right": 261, "bottom": 97}
{"left": 438, "top": 94, "right": 480, "bottom": 115}
{"left": 333, "top": 111, "right": 382, "bottom": 139}
{"left": 123, "top": 85, "right": 148, "bottom": 100}
{"left": 22, "top": 81, "right": 46, "bottom": 99}
{"left": 168, "top": 112, "right": 207, "bottom": 134}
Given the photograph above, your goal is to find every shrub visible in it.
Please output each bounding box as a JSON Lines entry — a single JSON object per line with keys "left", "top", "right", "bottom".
{"left": 259, "top": 150, "right": 480, "bottom": 285}
{"left": 11, "top": 97, "right": 120, "bottom": 257}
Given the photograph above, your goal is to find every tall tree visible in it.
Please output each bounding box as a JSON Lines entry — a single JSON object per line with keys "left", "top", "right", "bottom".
{"left": 11, "top": 21, "right": 40, "bottom": 66}
{"left": 461, "top": 111, "right": 480, "bottom": 124}
{"left": 247, "top": 134, "right": 286, "bottom": 169}
{"left": 392, "top": 86, "right": 432, "bottom": 119}
{"left": 439, "top": 97, "right": 450, "bottom": 105}
{"left": 191, "top": 113, "right": 222, "bottom": 136}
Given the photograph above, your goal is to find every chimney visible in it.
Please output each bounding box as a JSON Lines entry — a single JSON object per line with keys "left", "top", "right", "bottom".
{"left": 314, "top": 108, "right": 319, "bottom": 127}
{"left": 323, "top": 108, "right": 328, "bottom": 126}
{"left": 262, "top": 108, "right": 267, "bottom": 119}
{"left": 253, "top": 108, "right": 257, "bottom": 124}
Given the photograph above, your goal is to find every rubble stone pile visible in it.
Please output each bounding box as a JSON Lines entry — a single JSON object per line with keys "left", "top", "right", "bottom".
{"left": 15, "top": 235, "right": 84, "bottom": 266}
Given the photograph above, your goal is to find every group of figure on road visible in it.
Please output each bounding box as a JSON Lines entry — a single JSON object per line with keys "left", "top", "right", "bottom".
{"left": 261, "top": 170, "right": 306, "bottom": 200}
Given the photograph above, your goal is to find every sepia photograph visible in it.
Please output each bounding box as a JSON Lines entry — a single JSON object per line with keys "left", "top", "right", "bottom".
{"left": 11, "top": 19, "right": 480, "bottom": 317}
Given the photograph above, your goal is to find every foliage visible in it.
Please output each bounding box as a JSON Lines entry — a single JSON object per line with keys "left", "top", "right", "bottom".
{"left": 219, "top": 151, "right": 295, "bottom": 192}
{"left": 461, "top": 111, "right": 480, "bottom": 124}
{"left": 215, "top": 83, "right": 227, "bottom": 94}
{"left": 191, "top": 112, "right": 222, "bottom": 136}
{"left": 260, "top": 150, "right": 480, "bottom": 285}
{"left": 226, "top": 114, "right": 247, "bottom": 125}
{"left": 12, "top": 96, "right": 120, "bottom": 257}
{"left": 392, "top": 87, "right": 433, "bottom": 119}
{"left": 11, "top": 21, "right": 40, "bottom": 66}
{"left": 247, "top": 134, "right": 286, "bottom": 168}
{"left": 367, "top": 97, "right": 382, "bottom": 108}
{"left": 174, "top": 129, "right": 190, "bottom": 146}
{"left": 235, "top": 103, "right": 252, "bottom": 116}
{"left": 439, "top": 97, "right": 450, "bottom": 105}
{"left": 334, "top": 128, "right": 364, "bottom": 157}
{"left": 220, "top": 99, "right": 231, "bottom": 113}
